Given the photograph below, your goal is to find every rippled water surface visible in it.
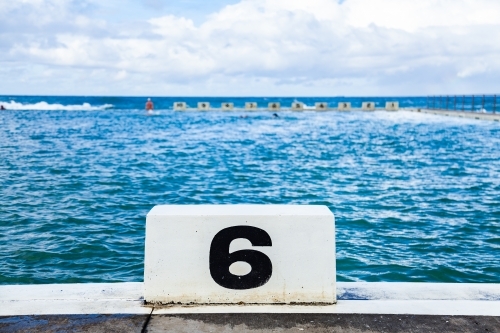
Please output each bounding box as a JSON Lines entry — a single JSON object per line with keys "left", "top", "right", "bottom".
{"left": 1, "top": 105, "right": 500, "bottom": 284}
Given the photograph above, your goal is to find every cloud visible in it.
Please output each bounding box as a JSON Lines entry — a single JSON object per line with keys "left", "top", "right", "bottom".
{"left": 0, "top": 0, "right": 97, "bottom": 29}
{"left": 1, "top": 0, "right": 500, "bottom": 95}
{"left": 344, "top": 0, "right": 500, "bottom": 32}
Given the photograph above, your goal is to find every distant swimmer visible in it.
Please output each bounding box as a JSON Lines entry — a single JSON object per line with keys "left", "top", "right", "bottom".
{"left": 272, "top": 113, "right": 279, "bottom": 118}
{"left": 145, "top": 98, "right": 154, "bottom": 115}
{"left": 0, "top": 105, "right": 5, "bottom": 110}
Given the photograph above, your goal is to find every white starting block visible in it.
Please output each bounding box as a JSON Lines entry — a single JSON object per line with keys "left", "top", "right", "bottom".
{"left": 173, "top": 102, "right": 187, "bottom": 111}
{"left": 245, "top": 102, "right": 258, "bottom": 110}
{"left": 144, "top": 205, "right": 336, "bottom": 304}
{"left": 315, "top": 102, "right": 328, "bottom": 111}
{"left": 222, "top": 103, "right": 234, "bottom": 111}
{"left": 198, "top": 102, "right": 210, "bottom": 111}
{"left": 362, "top": 102, "right": 376, "bottom": 111}
{"left": 291, "top": 102, "right": 304, "bottom": 111}
{"left": 268, "top": 102, "right": 280, "bottom": 111}
{"left": 385, "top": 102, "right": 399, "bottom": 111}
{"left": 338, "top": 102, "right": 351, "bottom": 111}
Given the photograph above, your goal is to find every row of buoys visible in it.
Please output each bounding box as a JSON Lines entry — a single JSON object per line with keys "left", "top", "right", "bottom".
{"left": 173, "top": 102, "right": 400, "bottom": 111}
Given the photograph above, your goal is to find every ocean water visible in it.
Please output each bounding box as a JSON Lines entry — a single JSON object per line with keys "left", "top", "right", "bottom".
{"left": 1, "top": 96, "right": 499, "bottom": 285}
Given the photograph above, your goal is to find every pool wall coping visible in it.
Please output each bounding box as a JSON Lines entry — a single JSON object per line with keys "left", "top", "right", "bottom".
{"left": 2, "top": 282, "right": 500, "bottom": 316}
{"left": 408, "top": 108, "right": 500, "bottom": 121}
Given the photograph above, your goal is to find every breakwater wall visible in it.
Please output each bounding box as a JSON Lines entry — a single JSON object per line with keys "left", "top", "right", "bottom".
{"left": 409, "top": 108, "right": 500, "bottom": 121}
{"left": 170, "top": 99, "right": 500, "bottom": 121}
{"left": 172, "top": 101, "right": 400, "bottom": 111}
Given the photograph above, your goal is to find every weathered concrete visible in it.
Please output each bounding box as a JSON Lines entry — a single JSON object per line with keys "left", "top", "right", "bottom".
{"left": 338, "top": 102, "right": 351, "bottom": 111}
{"left": 198, "top": 102, "right": 210, "bottom": 110}
{"left": 409, "top": 108, "right": 500, "bottom": 121}
{"left": 0, "top": 283, "right": 150, "bottom": 316}
{"left": 151, "top": 282, "right": 500, "bottom": 315}
{"left": 2, "top": 282, "right": 500, "bottom": 332}
{"left": 268, "top": 102, "right": 280, "bottom": 110}
{"left": 0, "top": 314, "right": 150, "bottom": 333}
{"left": 315, "top": 102, "right": 328, "bottom": 110}
{"left": 245, "top": 102, "right": 258, "bottom": 110}
{"left": 361, "top": 102, "right": 376, "bottom": 111}
{"left": 3, "top": 282, "right": 500, "bottom": 317}
{"left": 144, "top": 205, "right": 336, "bottom": 305}
{"left": 3, "top": 313, "right": 500, "bottom": 332}
{"left": 291, "top": 102, "right": 304, "bottom": 111}
{"left": 146, "top": 314, "right": 500, "bottom": 332}
{"left": 338, "top": 282, "right": 500, "bottom": 301}
{"left": 386, "top": 102, "right": 399, "bottom": 111}
{"left": 153, "top": 300, "right": 500, "bottom": 316}
{"left": 173, "top": 102, "right": 187, "bottom": 111}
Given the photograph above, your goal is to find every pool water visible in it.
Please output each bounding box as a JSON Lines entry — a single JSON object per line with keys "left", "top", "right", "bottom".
{"left": 1, "top": 104, "right": 499, "bottom": 284}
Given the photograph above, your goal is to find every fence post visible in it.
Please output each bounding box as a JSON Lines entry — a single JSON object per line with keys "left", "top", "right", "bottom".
{"left": 472, "top": 95, "right": 475, "bottom": 112}
{"left": 454, "top": 95, "right": 457, "bottom": 111}
{"left": 462, "top": 95, "right": 465, "bottom": 111}
{"left": 482, "top": 95, "right": 485, "bottom": 112}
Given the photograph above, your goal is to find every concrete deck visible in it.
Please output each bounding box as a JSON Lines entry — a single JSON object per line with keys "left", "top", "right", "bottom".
{"left": 146, "top": 314, "right": 500, "bottom": 332}
{"left": 2, "top": 313, "right": 499, "bottom": 332}
{"left": 1, "top": 282, "right": 500, "bottom": 332}
{"left": 0, "top": 314, "right": 150, "bottom": 333}
{"left": 408, "top": 108, "right": 500, "bottom": 121}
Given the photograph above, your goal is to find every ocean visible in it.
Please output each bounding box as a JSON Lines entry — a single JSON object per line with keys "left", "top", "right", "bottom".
{"left": 1, "top": 95, "right": 499, "bottom": 284}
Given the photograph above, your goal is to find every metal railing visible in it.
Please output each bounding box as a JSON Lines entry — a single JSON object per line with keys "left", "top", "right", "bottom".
{"left": 427, "top": 95, "right": 498, "bottom": 113}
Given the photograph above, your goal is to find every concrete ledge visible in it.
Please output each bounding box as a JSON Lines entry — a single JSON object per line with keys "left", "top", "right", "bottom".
{"left": 154, "top": 300, "right": 500, "bottom": 316}
{"left": 0, "top": 283, "right": 149, "bottom": 316}
{"left": 2, "top": 282, "right": 500, "bottom": 332}
{"left": 146, "top": 314, "right": 500, "bottom": 333}
{"left": 2, "top": 282, "right": 500, "bottom": 316}
{"left": 3, "top": 313, "right": 500, "bottom": 332}
{"left": 409, "top": 108, "right": 500, "bottom": 121}
{"left": 338, "top": 282, "right": 500, "bottom": 300}
{"left": 0, "top": 282, "right": 143, "bottom": 301}
{"left": 0, "top": 314, "right": 150, "bottom": 333}
{"left": 153, "top": 282, "right": 500, "bottom": 316}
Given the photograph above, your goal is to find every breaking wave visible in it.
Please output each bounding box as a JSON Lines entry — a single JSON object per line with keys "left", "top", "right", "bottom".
{"left": 0, "top": 101, "right": 113, "bottom": 111}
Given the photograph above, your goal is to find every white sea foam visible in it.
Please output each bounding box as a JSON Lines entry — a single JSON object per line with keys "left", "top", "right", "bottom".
{"left": 0, "top": 100, "right": 113, "bottom": 111}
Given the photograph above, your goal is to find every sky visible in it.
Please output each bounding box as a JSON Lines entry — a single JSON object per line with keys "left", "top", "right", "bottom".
{"left": 1, "top": 0, "right": 499, "bottom": 96}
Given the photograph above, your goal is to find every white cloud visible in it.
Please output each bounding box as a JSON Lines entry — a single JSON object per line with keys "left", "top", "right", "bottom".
{"left": 344, "top": 0, "right": 500, "bottom": 32}
{"left": 1, "top": 0, "right": 500, "bottom": 95}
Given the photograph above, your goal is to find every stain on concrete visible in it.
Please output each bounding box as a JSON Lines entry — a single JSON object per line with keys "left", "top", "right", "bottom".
{"left": 0, "top": 314, "right": 150, "bottom": 333}
{"left": 2, "top": 313, "right": 500, "bottom": 332}
{"left": 146, "top": 314, "right": 500, "bottom": 333}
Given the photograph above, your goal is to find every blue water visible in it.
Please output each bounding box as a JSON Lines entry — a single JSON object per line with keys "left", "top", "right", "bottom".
{"left": 1, "top": 96, "right": 499, "bottom": 285}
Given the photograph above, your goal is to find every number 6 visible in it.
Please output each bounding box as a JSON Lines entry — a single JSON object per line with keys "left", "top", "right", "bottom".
{"left": 209, "top": 226, "right": 273, "bottom": 290}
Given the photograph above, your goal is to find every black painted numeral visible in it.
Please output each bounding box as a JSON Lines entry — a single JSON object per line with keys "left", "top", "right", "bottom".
{"left": 209, "top": 226, "right": 272, "bottom": 290}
